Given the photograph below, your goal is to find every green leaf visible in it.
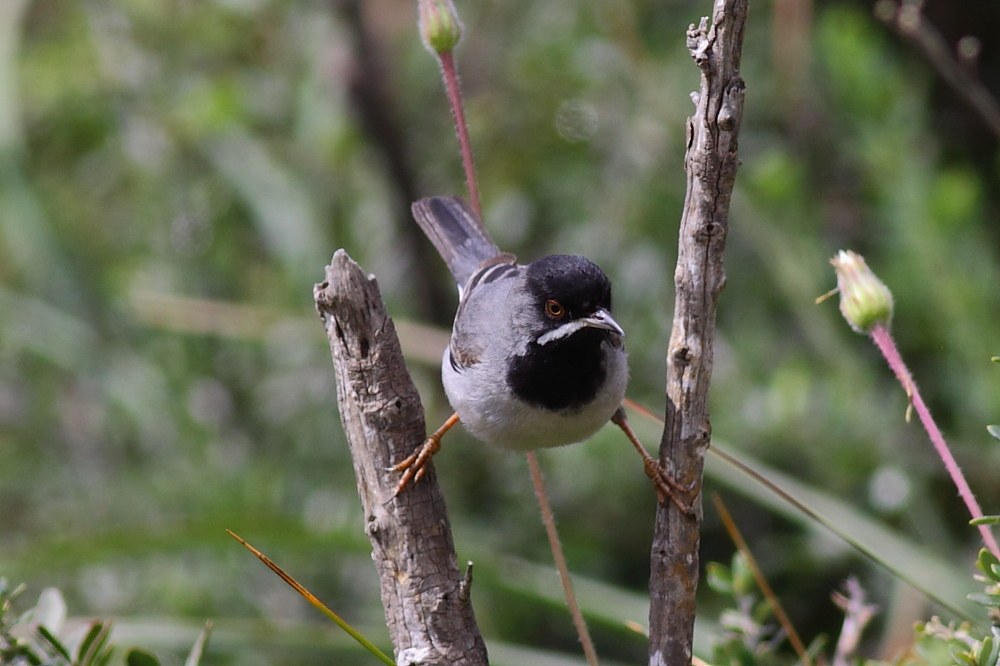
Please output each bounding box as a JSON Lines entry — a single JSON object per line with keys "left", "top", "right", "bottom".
{"left": 987, "top": 426, "right": 1000, "bottom": 442}
{"left": 35, "top": 625, "right": 72, "bottom": 661}
{"left": 751, "top": 598, "right": 774, "bottom": 624}
{"left": 971, "top": 516, "right": 1000, "bottom": 526}
{"left": 980, "top": 635, "right": 999, "bottom": 666}
{"left": 2, "top": 639, "right": 44, "bottom": 666}
{"left": 731, "top": 552, "right": 754, "bottom": 598}
{"left": 706, "top": 562, "right": 734, "bottom": 595}
{"left": 125, "top": 648, "right": 161, "bottom": 666}
{"left": 991, "top": 356, "right": 1000, "bottom": 363}
{"left": 953, "top": 645, "right": 977, "bottom": 666}
{"left": 967, "top": 592, "right": 1000, "bottom": 608}
{"left": 76, "top": 621, "right": 112, "bottom": 666}
{"left": 704, "top": 441, "right": 982, "bottom": 620}
{"left": 93, "top": 649, "right": 115, "bottom": 666}
{"left": 76, "top": 622, "right": 105, "bottom": 663}
{"left": 977, "top": 549, "right": 1000, "bottom": 581}
{"left": 804, "top": 635, "right": 828, "bottom": 663}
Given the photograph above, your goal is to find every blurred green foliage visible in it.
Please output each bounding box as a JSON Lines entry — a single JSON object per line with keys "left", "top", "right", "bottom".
{"left": 2, "top": 0, "right": 1000, "bottom": 663}
{"left": 0, "top": 578, "right": 210, "bottom": 666}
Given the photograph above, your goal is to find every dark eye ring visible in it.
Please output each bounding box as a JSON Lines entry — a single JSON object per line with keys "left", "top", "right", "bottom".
{"left": 545, "top": 300, "right": 566, "bottom": 319}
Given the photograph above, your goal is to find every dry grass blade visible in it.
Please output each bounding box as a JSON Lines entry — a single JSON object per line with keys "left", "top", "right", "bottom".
{"left": 526, "top": 452, "right": 600, "bottom": 666}
{"left": 226, "top": 530, "right": 396, "bottom": 666}
{"left": 712, "top": 494, "right": 811, "bottom": 666}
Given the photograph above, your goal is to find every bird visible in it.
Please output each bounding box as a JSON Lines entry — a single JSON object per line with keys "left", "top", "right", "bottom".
{"left": 394, "top": 195, "right": 693, "bottom": 513}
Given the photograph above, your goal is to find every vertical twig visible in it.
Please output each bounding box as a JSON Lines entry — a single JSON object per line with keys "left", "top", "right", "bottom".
{"left": 648, "top": 0, "right": 748, "bottom": 663}
{"left": 314, "top": 250, "right": 488, "bottom": 666}
{"left": 526, "top": 454, "right": 600, "bottom": 666}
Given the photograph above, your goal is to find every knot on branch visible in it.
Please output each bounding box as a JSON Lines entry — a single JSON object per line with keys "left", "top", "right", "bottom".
{"left": 718, "top": 79, "right": 745, "bottom": 131}
{"left": 686, "top": 17, "right": 711, "bottom": 66}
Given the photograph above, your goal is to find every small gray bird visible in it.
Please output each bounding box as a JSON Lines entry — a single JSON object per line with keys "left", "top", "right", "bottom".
{"left": 395, "top": 196, "right": 691, "bottom": 512}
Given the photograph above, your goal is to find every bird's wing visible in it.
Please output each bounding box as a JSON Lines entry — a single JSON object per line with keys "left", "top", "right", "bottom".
{"left": 448, "top": 258, "right": 520, "bottom": 371}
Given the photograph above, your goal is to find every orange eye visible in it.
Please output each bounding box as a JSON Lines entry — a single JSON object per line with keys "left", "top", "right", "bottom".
{"left": 545, "top": 300, "right": 566, "bottom": 319}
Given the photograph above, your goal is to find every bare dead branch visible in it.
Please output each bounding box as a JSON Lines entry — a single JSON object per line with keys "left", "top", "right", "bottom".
{"left": 648, "top": 0, "right": 748, "bottom": 663}
{"left": 314, "top": 249, "right": 488, "bottom": 666}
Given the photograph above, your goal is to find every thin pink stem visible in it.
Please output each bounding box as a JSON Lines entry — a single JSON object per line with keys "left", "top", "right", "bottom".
{"left": 526, "top": 451, "right": 600, "bottom": 666}
{"left": 870, "top": 323, "right": 1000, "bottom": 559}
{"left": 439, "top": 51, "right": 481, "bottom": 219}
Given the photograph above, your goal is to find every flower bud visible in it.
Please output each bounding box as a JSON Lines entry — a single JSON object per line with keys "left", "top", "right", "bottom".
{"left": 419, "top": 0, "right": 463, "bottom": 56}
{"left": 830, "top": 250, "right": 894, "bottom": 334}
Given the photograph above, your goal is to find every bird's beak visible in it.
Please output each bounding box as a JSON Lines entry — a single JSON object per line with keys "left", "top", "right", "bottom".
{"left": 536, "top": 308, "right": 625, "bottom": 346}
{"left": 580, "top": 308, "right": 625, "bottom": 337}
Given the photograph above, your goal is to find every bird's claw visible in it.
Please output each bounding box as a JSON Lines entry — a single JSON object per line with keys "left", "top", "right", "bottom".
{"left": 391, "top": 435, "right": 442, "bottom": 497}
{"left": 612, "top": 407, "right": 697, "bottom": 517}
{"left": 643, "top": 458, "right": 697, "bottom": 517}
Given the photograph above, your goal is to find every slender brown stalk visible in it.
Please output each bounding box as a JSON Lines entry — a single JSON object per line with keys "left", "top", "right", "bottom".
{"left": 527, "top": 451, "right": 600, "bottom": 666}
{"left": 712, "top": 495, "right": 811, "bottom": 665}
{"left": 227, "top": 530, "right": 396, "bottom": 666}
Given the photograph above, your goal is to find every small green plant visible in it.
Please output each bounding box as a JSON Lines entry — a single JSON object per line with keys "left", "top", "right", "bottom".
{"left": 0, "top": 578, "right": 210, "bottom": 666}
{"left": 703, "top": 547, "right": 1000, "bottom": 666}
{"left": 706, "top": 553, "right": 792, "bottom": 665}
{"left": 915, "top": 548, "right": 1000, "bottom": 666}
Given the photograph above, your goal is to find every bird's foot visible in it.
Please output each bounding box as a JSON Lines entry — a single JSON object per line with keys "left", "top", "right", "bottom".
{"left": 642, "top": 457, "right": 697, "bottom": 517}
{"left": 611, "top": 406, "right": 697, "bottom": 517}
{"left": 391, "top": 412, "right": 460, "bottom": 497}
{"left": 391, "top": 436, "right": 441, "bottom": 496}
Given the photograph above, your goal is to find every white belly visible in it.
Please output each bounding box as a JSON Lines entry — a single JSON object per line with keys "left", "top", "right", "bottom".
{"left": 441, "top": 344, "right": 628, "bottom": 451}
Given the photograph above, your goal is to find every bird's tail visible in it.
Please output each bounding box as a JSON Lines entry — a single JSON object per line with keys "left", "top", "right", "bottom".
{"left": 411, "top": 196, "right": 508, "bottom": 287}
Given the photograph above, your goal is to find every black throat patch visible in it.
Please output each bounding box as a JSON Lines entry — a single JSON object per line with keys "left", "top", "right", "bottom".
{"left": 506, "top": 328, "right": 609, "bottom": 412}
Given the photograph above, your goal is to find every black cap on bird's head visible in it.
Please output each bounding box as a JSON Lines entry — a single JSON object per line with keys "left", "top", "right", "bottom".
{"left": 524, "top": 255, "right": 624, "bottom": 345}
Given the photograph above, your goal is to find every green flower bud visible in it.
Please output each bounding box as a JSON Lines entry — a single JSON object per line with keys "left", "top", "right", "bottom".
{"left": 419, "top": 0, "right": 463, "bottom": 56}
{"left": 830, "top": 250, "right": 894, "bottom": 334}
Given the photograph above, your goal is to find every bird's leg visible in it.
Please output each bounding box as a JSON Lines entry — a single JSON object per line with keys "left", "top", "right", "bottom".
{"left": 611, "top": 407, "right": 697, "bottom": 517}
{"left": 392, "top": 412, "right": 461, "bottom": 496}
